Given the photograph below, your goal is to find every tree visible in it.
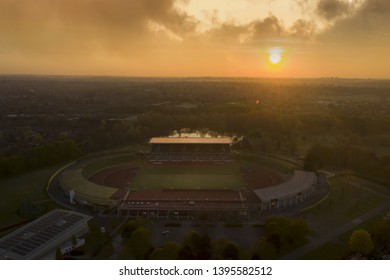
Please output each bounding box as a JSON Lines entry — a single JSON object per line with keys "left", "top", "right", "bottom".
{"left": 179, "top": 231, "right": 212, "bottom": 260}
{"left": 121, "top": 221, "right": 139, "bottom": 238}
{"left": 149, "top": 242, "right": 180, "bottom": 260}
{"left": 122, "top": 227, "right": 152, "bottom": 259}
{"left": 349, "top": 229, "right": 374, "bottom": 255}
{"left": 304, "top": 153, "right": 323, "bottom": 171}
{"left": 371, "top": 221, "right": 390, "bottom": 252}
{"left": 210, "top": 238, "right": 229, "bottom": 259}
{"left": 222, "top": 242, "right": 240, "bottom": 260}
{"left": 303, "top": 144, "right": 331, "bottom": 171}
{"left": 263, "top": 216, "right": 310, "bottom": 253}
{"left": 286, "top": 220, "right": 310, "bottom": 245}
{"left": 84, "top": 223, "right": 108, "bottom": 255}
{"left": 253, "top": 237, "right": 277, "bottom": 260}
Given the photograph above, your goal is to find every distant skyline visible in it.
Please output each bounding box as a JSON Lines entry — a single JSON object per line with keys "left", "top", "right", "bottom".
{"left": 0, "top": 0, "right": 389, "bottom": 78}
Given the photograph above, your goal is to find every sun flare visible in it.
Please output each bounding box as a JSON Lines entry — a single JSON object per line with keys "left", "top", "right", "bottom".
{"left": 267, "top": 47, "right": 283, "bottom": 65}
{"left": 269, "top": 53, "right": 281, "bottom": 64}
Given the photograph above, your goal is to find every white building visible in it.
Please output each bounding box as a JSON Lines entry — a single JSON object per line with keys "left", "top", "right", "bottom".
{"left": 254, "top": 170, "right": 317, "bottom": 211}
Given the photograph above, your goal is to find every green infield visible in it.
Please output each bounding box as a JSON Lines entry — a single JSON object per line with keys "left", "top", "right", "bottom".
{"left": 131, "top": 165, "right": 245, "bottom": 190}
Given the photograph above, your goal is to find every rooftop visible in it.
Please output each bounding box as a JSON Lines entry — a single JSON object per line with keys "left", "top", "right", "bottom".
{"left": 0, "top": 209, "right": 92, "bottom": 260}
{"left": 150, "top": 137, "right": 231, "bottom": 144}
{"left": 254, "top": 170, "right": 317, "bottom": 202}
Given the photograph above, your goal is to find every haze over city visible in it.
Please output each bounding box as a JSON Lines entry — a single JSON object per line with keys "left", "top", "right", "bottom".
{"left": 1, "top": 0, "right": 389, "bottom": 78}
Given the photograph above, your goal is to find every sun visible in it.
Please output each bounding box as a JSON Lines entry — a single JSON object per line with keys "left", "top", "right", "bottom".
{"left": 269, "top": 52, "right": 282, "bottom": 64}
{"left": 267, "top": 47, "right": 283, "bottom": 65}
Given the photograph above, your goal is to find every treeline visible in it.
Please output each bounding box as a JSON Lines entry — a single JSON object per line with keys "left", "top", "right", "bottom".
{"left": 0, "top": 140, "right": 81, "bottom": 177}
{"left": 118, "top": 216, "right": 309, "bottom": 260}
{"left": 136, "top": 111, "right": 300, "bottom": 153}
{"left": 2, "top": 98, "right": 389, "bottom": 179}
{"left": 304, "top": 144, "right": 390, "bottom": 182}
{"left": 74, "top": 120, "right": 149, "bottom": 153}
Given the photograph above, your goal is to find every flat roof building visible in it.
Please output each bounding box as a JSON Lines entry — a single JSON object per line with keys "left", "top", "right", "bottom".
{"left": 149, "top": 137, "right": 232, "bottom": 162}
{"left": 0, "top": 209, "right": 92, "bottom": 260}
{"left": 150, "top": 137, "right": 231, "bottom": 144}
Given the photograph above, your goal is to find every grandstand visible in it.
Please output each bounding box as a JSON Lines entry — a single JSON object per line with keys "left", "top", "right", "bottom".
{"left": 149, "top": 137, "right": 232, "bottom": 162}
{"left": 254, "top": 170, "right": 317, "bottom": 211}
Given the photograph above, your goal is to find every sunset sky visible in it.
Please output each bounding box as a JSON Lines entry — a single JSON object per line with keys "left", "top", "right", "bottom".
{"left": 0, "top": 0, "right": 389, "bottom": 78}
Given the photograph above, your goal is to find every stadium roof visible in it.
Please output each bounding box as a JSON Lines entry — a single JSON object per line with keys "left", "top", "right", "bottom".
{"left": 0, "top": 209, "right": 91, "bottom": 260}
{"left": 254, "top": 170, "right": 316, "bottom": 202}
{"left": 150, "top": 137, "right": 231, "bottom": 144}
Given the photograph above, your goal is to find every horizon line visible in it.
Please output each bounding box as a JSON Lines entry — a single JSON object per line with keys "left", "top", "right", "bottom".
{"left": 1, "top": 73, "right": 390, "bottom": 81}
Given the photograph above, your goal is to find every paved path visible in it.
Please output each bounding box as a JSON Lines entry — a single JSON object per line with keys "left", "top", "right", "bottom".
{"left": 281, "top": 201, "right": 390, "bottom": 259}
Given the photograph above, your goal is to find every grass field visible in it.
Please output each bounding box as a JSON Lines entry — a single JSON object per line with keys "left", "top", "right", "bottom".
{"left": 301, "top": 242, "right": 348, "bottom": 260}
{"left": 297, "top": 176, "right": 388, "bottom": 236}
{"left": 131, "top": 165, "right": 245, "bottom": 190}
{"left": 301, "top": 210, "right": 389, "bottom": 260}
{"left": 0, "top": 165, "right": 61, "bottom": 234}
{"left": 238, "top": 152, "right": 296, "bottom": 174}
{"left": 82, "top": 153, "right": 139, "bottom": 178}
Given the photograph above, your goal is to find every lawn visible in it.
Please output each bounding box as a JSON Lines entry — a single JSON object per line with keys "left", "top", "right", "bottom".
{"left": 131, "top": 165, "right": 245, "bottom": 190}
{"left": 337, "top": 211, "right": 388, "bottom": 244}
{"left": 297, "top": 176, "right": 388, "bottom": 235}
{"left": 294, "top": 175, "right": 389, "bottom": 260}
{"left": 301, "top": 242, "right": 348, "bottom": 260}
{"left": 0, "top": 165, "right": 62, "bottom": 234}
{"left": 238, "top": 152, "right": 296, "bottom": 174}
{"left": 82, "top": 153, "right": 139, "bottom": 178}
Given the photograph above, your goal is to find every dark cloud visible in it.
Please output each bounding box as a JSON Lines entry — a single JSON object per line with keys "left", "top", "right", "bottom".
{"left": 251, "top": 15, "right": 284, "bottom": 38}
{"left": 206, "top": 23, "right": 248, "bottom": 44}
{"left": 363, "top": 0, "right": 390, "bottom": 14}
{"left": 319, "top": 0, "right": 390, "bottom": 43}
{"left": 316, "top": 0, "right": 352, "bottom": 21}
{"left": 290, "top": 19, "right": 317, "bottom": 39}
{"left": 203, "top": 15, "right": 287, "bottom": 47}
{"left": 0, "top": 0, "right": 198, "bottom": 55}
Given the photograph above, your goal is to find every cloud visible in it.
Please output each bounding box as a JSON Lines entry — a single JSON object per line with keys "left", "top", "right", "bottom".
{"left": 293, "top": 0, "right": 312, "bottom": 14}
{"left": 200, "top": 13, "right": 289, "bottom": 47}
{"left": 316, "top": 0, "right": 352, "bottom": 21}
{"left": 318, "top": 0, "right": 390, "bottom": 43}
{"left": 251, "top": 15, "right": 284, "bottom": 38}
{"left": 290, "top": 19, "right": 317, "bottom": 39}
{"left": 0, "top": 0, "right": 389, "bottom": 77}
{"left": 0, "top": 0, "right": 198, "bottom": 55}
{"left": 205, "top": 23, "right": 248, "bottom": 45}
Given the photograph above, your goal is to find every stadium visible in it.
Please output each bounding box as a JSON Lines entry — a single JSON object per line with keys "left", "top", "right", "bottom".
{"left": 56, "top": 137, "right": 318, "bottom": 220}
